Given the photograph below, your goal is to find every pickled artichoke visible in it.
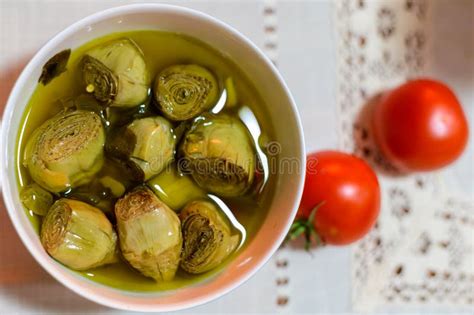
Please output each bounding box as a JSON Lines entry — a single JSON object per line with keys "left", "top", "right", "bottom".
{"left": 24, "top": 110, "right": 105, "bottom": 193}
{"left": 180, "top": 114, "right": 256, "bottom": 197}
{"left": 155, "top": 64, "right": 219, "bottom": 121}
{"left": 20, "top": 183, "right": 53, "bottom": 216}
{"left": 82, "top": 38, "right": 150, "bottom": 107}
{"left": 106, "top": 116, "right": 176, "bottom": 181}
{"left": 40, "top": 199, "right": 118, "bottom": 270}
{"left": 180, "top": 200, "right": 239, "bottom": 274}
{"left": 115, "top": 186, "right": 182, "bottom": 281}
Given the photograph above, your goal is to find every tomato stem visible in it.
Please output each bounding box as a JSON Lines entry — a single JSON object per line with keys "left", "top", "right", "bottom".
{"left": 285, "top": 201, "right": 325, "bottom": 250}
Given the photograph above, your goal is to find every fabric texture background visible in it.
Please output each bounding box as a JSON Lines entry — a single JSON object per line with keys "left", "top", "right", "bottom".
{"left": 0, "top": 0, "right": 472, "bottom": 314}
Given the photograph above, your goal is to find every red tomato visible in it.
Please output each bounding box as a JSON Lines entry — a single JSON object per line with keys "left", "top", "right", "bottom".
{"left": 372, "top": 79, "right": 469, "bottom": 172}
{"left": 290, "top": 151, "right": 380, "bottom": 246}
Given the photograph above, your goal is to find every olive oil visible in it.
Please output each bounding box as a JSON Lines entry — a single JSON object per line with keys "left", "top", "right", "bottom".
{"left": 16, "top": 30, "right": 276, "bottom": 292}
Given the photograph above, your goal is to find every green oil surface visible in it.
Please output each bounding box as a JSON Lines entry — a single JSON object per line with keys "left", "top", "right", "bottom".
{"left": 16, "top": 30, "right": 276, "bottom": 292}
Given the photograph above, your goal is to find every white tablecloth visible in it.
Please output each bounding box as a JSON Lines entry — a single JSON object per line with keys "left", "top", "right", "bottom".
{"left": 0, "top": 1, "right": 472, "bottom": 314}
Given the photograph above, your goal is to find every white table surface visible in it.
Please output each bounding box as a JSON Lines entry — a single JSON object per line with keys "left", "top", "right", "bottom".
{"left": 0, "top": 1, "right": 472, "bottom": 314}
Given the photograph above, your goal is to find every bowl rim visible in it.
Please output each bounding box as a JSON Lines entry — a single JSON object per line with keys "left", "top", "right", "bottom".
{"left": 1, "top": 3, "right": 306, "bottom": 312}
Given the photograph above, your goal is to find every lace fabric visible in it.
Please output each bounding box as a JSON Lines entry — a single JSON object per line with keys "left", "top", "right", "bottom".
{"left": 334, "top": 0, "right": 473, "bottom": 311}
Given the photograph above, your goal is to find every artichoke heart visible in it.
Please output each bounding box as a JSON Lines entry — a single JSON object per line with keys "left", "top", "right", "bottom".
{"left": 106, "top": 116, "right": 176, "bottom": 181}
{"left": 180, "top": 114, "right": 256, "bottom": 197}
{"left": 40, "top": 199, "right": 118, "bottom": 270}
{"left": 82, "top": 38, "right": 150, "bottom": 107}
{"left": 24, "top": 110, "right": 105, "bottom": 193}
{"left": 180, "top": 200, "right": 239, "bottom": 274}
{"left": 115, "top": 186, "right": 182, "bottom": 282}
{"left": 155, "top": 64, "right": 219, "bottom": 121}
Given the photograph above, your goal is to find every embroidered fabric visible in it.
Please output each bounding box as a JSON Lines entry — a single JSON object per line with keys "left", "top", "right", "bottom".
{"left": 334, "top": 0, "right": 473, "bottom": 312}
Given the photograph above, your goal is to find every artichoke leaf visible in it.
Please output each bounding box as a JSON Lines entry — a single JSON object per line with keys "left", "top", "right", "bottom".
{"left": 24, "top": 110, "right": 105, "bottom": 193}
{"left": 146, "top": 164, "right": 206, "bottom": 211}
{"left": 115, "top": 186, "right": 182, "bottom": 282}
{"left": 155, "top": 64, "right": 219, "bottom": 121}
{"left": 59, "top": 94, "right": 104, "bottom": 114}
{"left": 81, "top": 55, "right": 118, "bottom": 104}
{"left": 99, "top": 176, "right": 126, "bottom": 198}
{"left": 39, "top": 49, "right": 71, "bottom": 85}
{"left": 20, "top": 183, "right": 53, "bottom": 216}
{"left": 224, "top": 77, "right": 238, "bottom": 108}
{"left": 180, "top": 200, "right": 239, "bottom": 274}
{"left": 40, "top": 199, "right": 118, "bottom": 270}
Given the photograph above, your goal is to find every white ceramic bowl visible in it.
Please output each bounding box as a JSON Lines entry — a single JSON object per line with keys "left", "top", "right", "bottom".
{"left": 1, "top": 4, "right": 305, "bottom": 312}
